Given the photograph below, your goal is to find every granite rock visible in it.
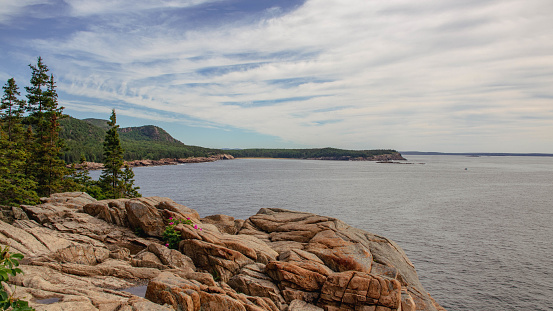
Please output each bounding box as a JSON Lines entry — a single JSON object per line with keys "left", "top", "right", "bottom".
{"left": 1, "top": 193, "right": 444, "bottom": 311}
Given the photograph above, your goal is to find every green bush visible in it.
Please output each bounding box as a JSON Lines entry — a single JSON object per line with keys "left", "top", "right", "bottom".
{"left": 162, "top": 217, "right": 201, "bottom": 249}
{"left": 0, "top": 245, "right": 34, "bottom": 311}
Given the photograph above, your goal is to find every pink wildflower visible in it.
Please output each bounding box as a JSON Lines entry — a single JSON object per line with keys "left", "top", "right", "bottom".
{"left": 169, "top": 217, "right": 173, "bottom": 220}
{"left": 169, "top": 222, "right": 174, "bottom": 225}
{"left": 187, "top": 217, "right": 190, "bottom": 220}
{"left": 193, "top": 224, "right": 198, "bottom": 229}
{"left": 199, "top": 228, "right": 203, "bottom": 231}
{"left": 165, "top": 243, "right": 169, "bottom": 247}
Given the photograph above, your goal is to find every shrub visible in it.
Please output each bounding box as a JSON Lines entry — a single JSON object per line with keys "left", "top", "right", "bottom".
{"left": 162, "top": 217, "right": 201, "bottom": 249}
{"left": 0, "top": 245, "right": 34, "bottom": 311}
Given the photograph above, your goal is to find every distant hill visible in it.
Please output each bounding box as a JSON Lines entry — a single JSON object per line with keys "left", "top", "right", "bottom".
{"left": 119, "top": 125, "right": 180, "bottom": 143}
{"left": 59, "top": 116, "right": 219, "bottom": 163}
{"left": 83, "top": 118, "right": 110, "bottom": 130}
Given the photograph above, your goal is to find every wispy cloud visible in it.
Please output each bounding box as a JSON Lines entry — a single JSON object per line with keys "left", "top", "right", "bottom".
{"left": 64, "top": 0, "right": 219, "bottom": 16}
{"left": 0, "top": 0, "right": 52, "bottom": 24}
{"left": 2, "top": 0, "right": 552, "bottom": 152}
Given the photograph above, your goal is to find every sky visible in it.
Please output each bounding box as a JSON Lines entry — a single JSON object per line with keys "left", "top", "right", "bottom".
{"left": 1, "top": 0, "right": 552, "bottom": 153}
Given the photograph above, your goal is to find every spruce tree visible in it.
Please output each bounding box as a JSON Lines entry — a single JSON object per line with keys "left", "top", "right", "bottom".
{"left": 25, "top": 57, "right": 50, "bottom": 119}
{"left": 121, "top": 164, "right": 141, "bottom": 198}
{"left": 1, "top": 78, "right": 26, "bottom": 142}
{"left": 99, "top": 109, "right": 139, "bottom": 199}
{"left": 0, "top": 78, "right": 38, "bottom": 205}
{"left": 0, "top": 131, "right": 39, "bottom": 205}
{"left": 25, "top": 57, "right": 67, "bottom": 197}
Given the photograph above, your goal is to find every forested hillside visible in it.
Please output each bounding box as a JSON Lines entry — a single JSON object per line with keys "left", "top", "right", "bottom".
{"left": 60, "top": 116, "right": 402, "bottom": 163}
{"left": 59, "top": 116, "right": 219, "bottom": 163}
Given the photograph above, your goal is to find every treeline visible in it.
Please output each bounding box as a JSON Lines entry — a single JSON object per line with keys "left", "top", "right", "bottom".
{"left": 60, "top": 117, "right": 219, "bottom": 163}
{"left": 226, "top": 147, "right": 399, "bottom": 159}
{"left": 0, "top": 57, "right": 140, "bottom": 205}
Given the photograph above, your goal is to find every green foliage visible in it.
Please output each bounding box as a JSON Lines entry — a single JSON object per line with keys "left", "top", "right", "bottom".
{"left": 162, "top": 225, "right": 182, "bottom": 250}
{"left": 99, "top": 110, "right": 125, "bottom": 199}
{"left": 25, "top": 57, "right": 67, "bottom": 197}
{"left": 59, "top": 116, "right": 106, "bottom": 163}
{"left": 98, "top": 110, "right": 141, "bottom": 199}
{"left": 59, "top": 117, "right": 219, "bottom": 163}
{"left": 63, "top": 156, "right": 106, "bottom": 200}
{"left": 162, "top": 217, "right": 200, "bottom": 249}
{"left": 0, "top": 58, "right": 102, "bottom": 205}
{"left": 210, "top": 269, "right": 221, "bottom": 282}
{"left": 133, "top": 227, "right": 147, "bottom": 238}
{"left": 0, "top": 245, "right": 35, "bottom": 311}
{"left": 1, "top": 78, "right": 26, "bottom": 142}
{"left": 227, "top": 147, "right": 400, "bottom": 159}
{"left": 121, "top": 164, "right": 141, "bottom": 198}
{"left": 0, "top": 79, "right": 38, "bottom": 206}
{"left": 0, "top": 133, "right": 39, "bottom": 206}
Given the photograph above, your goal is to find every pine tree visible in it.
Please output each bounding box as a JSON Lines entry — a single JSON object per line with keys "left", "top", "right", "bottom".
{"left": 121, "top": 164, "right": 141, "bottom": 198}
{"left": 25, "top": 57, "right": 67, "bottom": 197}
{"left": 25, "top": 57, "right": 50, "bottom": 120}
{"left": 0, "top": 78, "right": 38, "bottom": 205}
{"left": 99, "top": 109, "right": 139, "bottom": 199}
{"left": 1, "top": 78, "right": 26, "bottom": 142}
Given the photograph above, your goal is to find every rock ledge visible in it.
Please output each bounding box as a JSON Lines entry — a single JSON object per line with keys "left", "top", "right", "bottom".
{"left": 0, "top": 192, "right": 445, "bottom": 311}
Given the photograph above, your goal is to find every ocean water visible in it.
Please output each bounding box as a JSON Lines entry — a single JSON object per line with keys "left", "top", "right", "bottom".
{"left": 93, "top": 155, "right": 553, "bottom": 310}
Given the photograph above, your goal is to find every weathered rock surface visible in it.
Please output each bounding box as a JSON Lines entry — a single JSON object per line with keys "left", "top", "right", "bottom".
{"left": 1, "top": 192, "right": 444, "bottom": 311}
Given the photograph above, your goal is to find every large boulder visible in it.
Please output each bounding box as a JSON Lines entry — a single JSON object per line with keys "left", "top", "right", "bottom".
{"left": 228, "top": 263, "right": 285, "bottom": 309}
{"left": 319, "top": 271, "right": 402, "bottom": 310}
{"left": 83, "top": 196, "right": 201, "bottom": 238}
{"left": 180, "top": 239, "right": 253, "bottom": 282}
{"left": 201, "top": 214, "right": 245, "bottom": 235}
{"left": 306, "top": 229, "right": 373, "bottom": 273}
{"left": 52, "top": 244, "right": 110, "bottom": 265}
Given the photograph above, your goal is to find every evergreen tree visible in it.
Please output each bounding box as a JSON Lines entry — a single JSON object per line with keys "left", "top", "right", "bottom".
{"left": 0, "top": 78, "right": 38, "bottom": 205}
{"left": 121, "top": 164, "right": 141, "bottom": 198}
{"left": 0, "top": 131, "right": 39, "bottom": 205}
{"left": 64, "top": 155, "right": 105, "bottom": 199}
{"left": 25, "top": 57, "right": 67, "bottom": 197}
{"left": 99, "top": 109, "right": 139, "bottom": 199}
{"left": 1, "top": 78, "right": 26, "bottom": 142}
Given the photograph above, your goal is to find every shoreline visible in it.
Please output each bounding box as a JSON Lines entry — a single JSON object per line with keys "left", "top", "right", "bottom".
{"left": 73, "top": 152, "right": 406, "bottom": 170}
{"left": 72, "top": 154, "right": 235, "bottom": 170}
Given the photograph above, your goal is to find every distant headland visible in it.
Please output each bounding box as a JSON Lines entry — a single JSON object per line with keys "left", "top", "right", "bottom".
{"left": 60, "top": 115, "right": 405, "bottom": 165}
{"left": 401, "top": 151, "right": 553, "bottom": 157}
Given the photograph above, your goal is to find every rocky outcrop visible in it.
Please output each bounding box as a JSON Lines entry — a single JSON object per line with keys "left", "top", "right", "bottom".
{"left": 1, "top": 192, "right": 444, "bottom": 311}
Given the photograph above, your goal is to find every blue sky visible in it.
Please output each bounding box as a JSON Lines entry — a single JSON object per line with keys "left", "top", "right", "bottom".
{"left": 1, "top": 0, "right": 552, "bottom": 152}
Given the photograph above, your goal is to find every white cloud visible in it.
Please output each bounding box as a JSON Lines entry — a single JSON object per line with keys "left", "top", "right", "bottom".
{"left": 0, "top": 0, "right": 51, "bottom": 24}
{"left": 64, "top": 0, "right": 218, "bottom": 17}
{"left": 21, "top": 0, "right": 553, "bottom": 152}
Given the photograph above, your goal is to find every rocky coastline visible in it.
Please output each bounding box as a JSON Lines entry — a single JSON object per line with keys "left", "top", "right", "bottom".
{"left": 1, "top": 192, "right": 445, "bottom": 311}
{"left": 72, "top": 154, "right": 236, "bottom": 170}
{"left": 71, "top": 152, "right": 406, "bottom": 170}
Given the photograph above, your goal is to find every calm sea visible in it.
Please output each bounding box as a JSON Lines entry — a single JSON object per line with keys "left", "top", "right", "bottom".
{"left": 92, "top": 155, "right": 553, "bottom": 310}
